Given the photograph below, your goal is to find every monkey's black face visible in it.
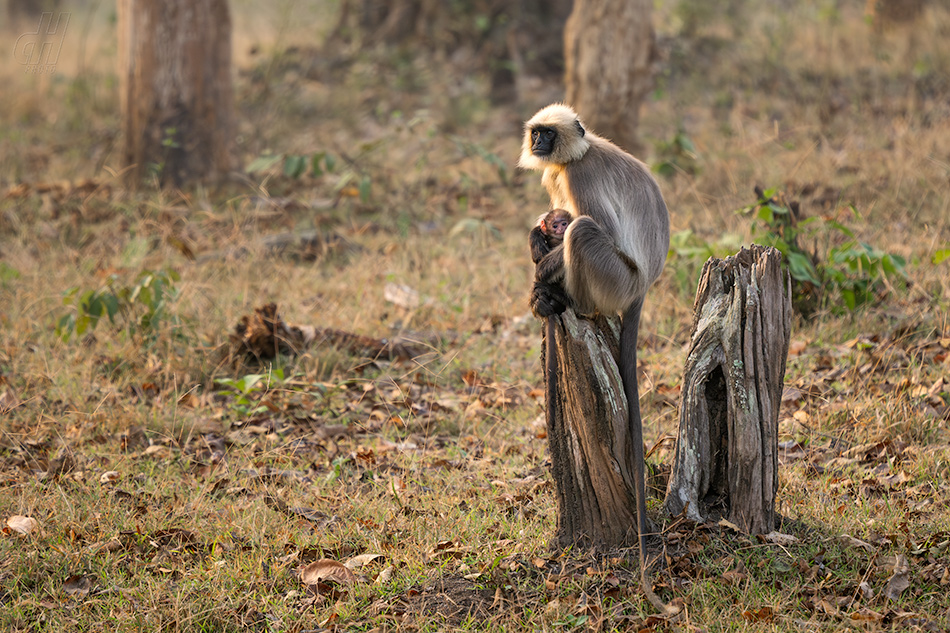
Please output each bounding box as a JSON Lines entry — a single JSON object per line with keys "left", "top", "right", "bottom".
{"left": 530, "top": 126, "right": 557, "bottom": 157}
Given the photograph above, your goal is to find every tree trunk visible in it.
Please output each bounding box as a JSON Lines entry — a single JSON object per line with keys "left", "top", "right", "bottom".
{"left": 663, "top": 245, "right": 791, "bottom": 535}
{"left": 117, "top": 0, "right": 234, "bottom": 188}
{"left": 564, "top": 0, "right": 655, "bottom": 154}
{"left": 544, "top": 310, "right": 643, "bottom": 549}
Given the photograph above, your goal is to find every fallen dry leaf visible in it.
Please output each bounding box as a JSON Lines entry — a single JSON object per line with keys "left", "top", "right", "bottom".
{"left": 7, "top": 515, "right": 38, "bottom": 535}
{"left": 764, "top": 531, "right": 800, "bottom": 546}
{"left": 838, "top": 534, "right": 874, "bottom": 551}
{"left": 384, "top": 282, "right": 422, "bottom": 309}
{"left": 99, "top": 471, "right": 120, "bottom": 484}
{"left": 374, "top": 566, "right": 393, "bottom": 584}
{"left": 741, "top": 606, "right": 775, "bottom": 622}
{"left": 344, "top": 553, "right": 385, "bottom": 570}
{"left": 63, "top": 574, "right": 93, "bottom": 598}
{"left": 819, "top": 598, "right": 839, "bottom": 616}
{"left": 0, "top": 387, "right": 19, "bottom": 413}
{"left": 850, "top": 606, "right": 884, "bottom": 622}
{"left": 884, "top": 554, "right": 911, "bottom": 601}
{"left": 721, "top": 568, "right": 748, "bottom": 585}
{"left": 300, "top": 559, "right": 357, "bottom": 588}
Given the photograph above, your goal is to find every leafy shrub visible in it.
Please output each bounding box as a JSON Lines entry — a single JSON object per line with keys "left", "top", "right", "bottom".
{"left": 216, "top": 368, "right": 285, "bottom": 417}
{"left": 654, "top": 130, "right": 700, "bottom": 178}
{"left": 667, "top": 229, "right": 743, "bottom": 297}
{"left": 56, "top": 269, "right": 181, "bottom": 342}
{"left": 739, "top": 187, "right": 907, "bottom": 317}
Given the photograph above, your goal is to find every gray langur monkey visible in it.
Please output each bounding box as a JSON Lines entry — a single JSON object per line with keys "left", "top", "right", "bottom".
{"left": 519, "top": 104, "right": 674, "bottom": 614}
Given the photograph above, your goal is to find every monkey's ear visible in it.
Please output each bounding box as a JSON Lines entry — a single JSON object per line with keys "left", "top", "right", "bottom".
{"left": 575, "top": 120, "right": 585, "bottom": 137}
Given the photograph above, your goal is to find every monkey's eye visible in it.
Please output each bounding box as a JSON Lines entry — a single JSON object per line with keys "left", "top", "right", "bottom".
{"left": 543, "top": 130, "right": 555, "bottom": 141}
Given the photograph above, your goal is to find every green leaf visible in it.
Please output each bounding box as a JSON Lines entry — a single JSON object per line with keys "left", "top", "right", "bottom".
{"left": 56, "top": 314, "right": 75, "bottom": 340}
{"left": 653, "top": 161, "right": 676, "bottom": 177}
{"left": 87, "top": 296, "right": 104, "bottom": 319}
{"left": 676, "top": 133, "right": 696, "bottom": 154}
{"left": 825, "top": 219, "right": 855, "bottom": 238}
{"left": 324, "top": 153, "right": 336, "bottom": 172}
{"left": 238, "top": 374, "right": 265, "bottom": 394}
{"left": 75, "top": 313, "right": 90, "bottom": 336}
{"left": 246, "top": 153, "right": 283, "bottom": 173}
{"left": 841, "top": 288, "right": 856, "bottom": 312}
{"left": 283, "top": 155, "right": 307, "bottom": 179}
{"left": 359, "top": 176, "right": 372, "bottom": 203}
{"left": 762, "top": 235, "right": 791, "bottom": 255}
{"left": 933, "top": 248, "right": 950, "bottom": 265}
{"left": 310, "top": 152, "right": 326, "bottom": 178}
{"left": 880, "top": 254, "right": 899, "bottom": 276}
{"left": 136, "top": 286, "right": 153, "bottom": 309}
{"left": 786, "top": 252, "right": 821, "bottom": 285}
{"left": 101, "top": 294, "right": 120, "bottom": 321}
{"left": 0, "top": 262, "right": 20, "bottom": 284}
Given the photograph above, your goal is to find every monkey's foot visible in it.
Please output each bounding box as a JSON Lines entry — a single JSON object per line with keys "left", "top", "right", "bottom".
{"left": 531, "top": 281, "right": 568, "bottom": 318}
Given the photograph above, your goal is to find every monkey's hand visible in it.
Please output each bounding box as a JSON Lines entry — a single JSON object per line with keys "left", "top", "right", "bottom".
{"left": 528, "top": 226, "right": 551, "bottom": 265}
{"left": 531, "top": 280, "right": 568, "bottom": 318}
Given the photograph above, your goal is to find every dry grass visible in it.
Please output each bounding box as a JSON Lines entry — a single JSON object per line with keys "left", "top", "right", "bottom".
{"left": 1, "top": 1, "right": 949, "bottom": 631}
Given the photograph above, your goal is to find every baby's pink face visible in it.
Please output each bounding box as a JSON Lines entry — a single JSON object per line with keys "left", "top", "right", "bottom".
{"left": 549, "top": 217, "right": 570, "bottom": 236}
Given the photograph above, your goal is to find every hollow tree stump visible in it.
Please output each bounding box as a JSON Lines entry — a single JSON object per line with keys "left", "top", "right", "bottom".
{"left": 544, "top": 310, "right": 644, "bottom": 549}
{"left": 663, "top": 245, "right": 791, "bottom": 534}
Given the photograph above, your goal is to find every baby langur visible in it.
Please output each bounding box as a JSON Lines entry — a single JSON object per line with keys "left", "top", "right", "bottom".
{"left": 520, "top": 104, "right": 675, "bottom": 615}
{"left": 530, "top": 209, "right": 572, "bottom": 265}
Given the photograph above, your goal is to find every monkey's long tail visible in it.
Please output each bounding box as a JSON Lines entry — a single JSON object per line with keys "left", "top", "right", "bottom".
{"left": 544, "top": 317, "right": 558, "bottom": 439}
{"left": 621, "top": 302, "right": 682, "bottom": 618}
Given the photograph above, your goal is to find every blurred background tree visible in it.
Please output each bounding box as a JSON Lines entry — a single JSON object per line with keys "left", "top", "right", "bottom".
{"left": 327, "top": 0, "right": 572, "bottom": 105}
{"left": 565, "top": 0, "right": 655, "bottom": 153}
{"left": 117, "top": 0, "right": 234, "bottom": 188}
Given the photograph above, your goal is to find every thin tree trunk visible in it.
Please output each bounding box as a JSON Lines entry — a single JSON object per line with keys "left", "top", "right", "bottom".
{"left": 117, "top": 0, "right": 233, "bottom": 188}
{"left": 564, "top": 0, "right": 655, "bottom": 153}
{"left": 663, "top": 245, "right": 791, "bottom": 534}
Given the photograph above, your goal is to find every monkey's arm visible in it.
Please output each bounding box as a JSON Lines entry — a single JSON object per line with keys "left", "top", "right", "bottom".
{"left": 535, "top": 244, "right": 565, "bottom": 283}
{"left": 529, "top": 226, "right": 551, "bottom": 265}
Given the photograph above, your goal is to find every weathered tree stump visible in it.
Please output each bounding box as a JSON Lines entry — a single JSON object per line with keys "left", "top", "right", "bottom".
{"left": 663, "top": 245, "right": 791, "bottom": 534}
{"left": 544, "top": 310, "right": 644, "bottom": 549}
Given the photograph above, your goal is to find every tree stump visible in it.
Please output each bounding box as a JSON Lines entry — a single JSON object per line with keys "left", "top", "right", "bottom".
{"left": 663, "top": 245, "right": 791, "bottom": 534}
{"left": 544, "top": 310, "right": 644, "bottom": 549}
